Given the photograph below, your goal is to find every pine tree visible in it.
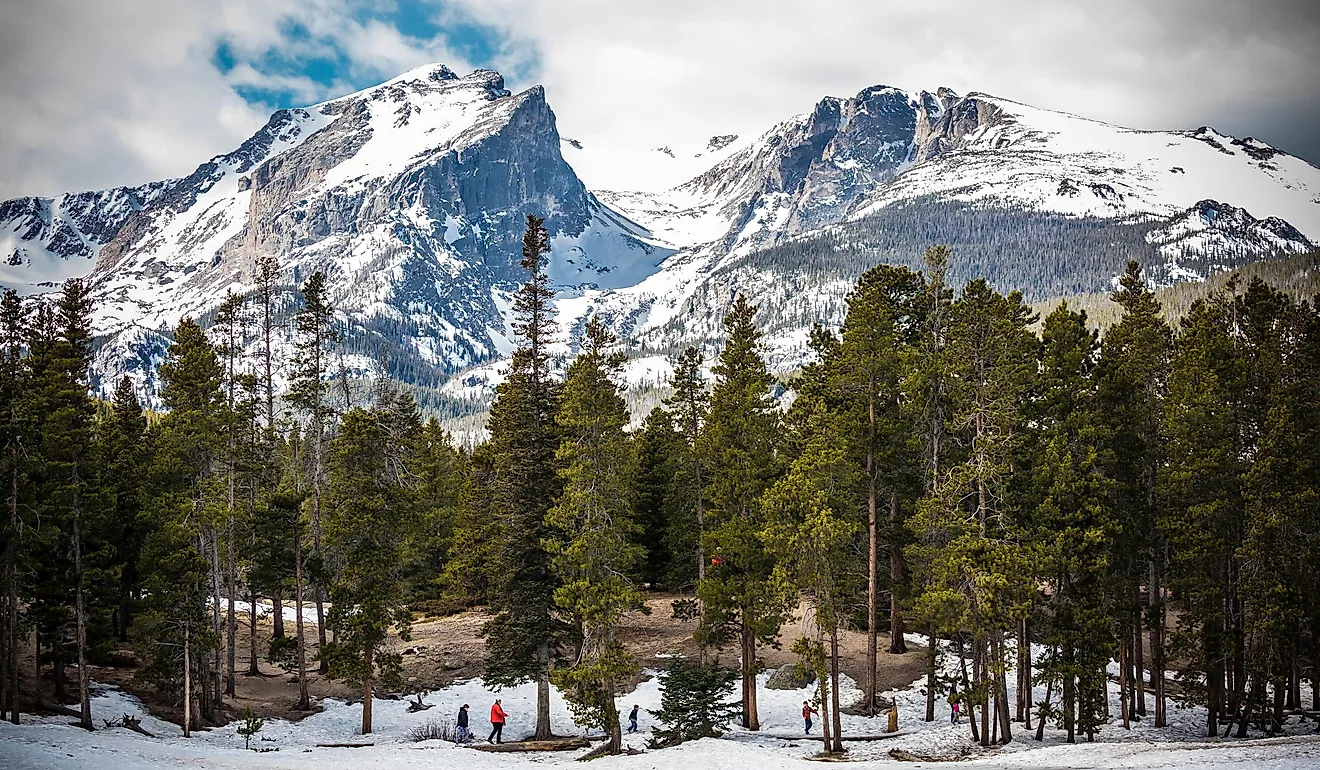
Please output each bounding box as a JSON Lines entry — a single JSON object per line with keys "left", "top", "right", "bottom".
{"left": 482, "top": 215, "right": 564, "bottom": 740}
{"left": 288, "top": 270, "right": 338, "bottom": 669}
{"left": 763, "top": 401, "right": 860, "bottom": 751}
{"left": 137, "top": 317, "right": 226, "bottom": 733}
{"left": 663, "top": 346, "right": 708, "bottom": 590}
{"left": 323, "top": 389, "right": 423, "bottom": 735}
{"left": 908, "top": 279, "right": 1038, "bottom": 747}
{"left": 1159, "top": 295, "right": 1241, "bottom": 737}
{"left": 696, "top": 294, "right": 788, "bottom": 731}
{"left": 647, "top": 658, "right": 740, "bottom": 748}
{"left": 546, "top": 317, "right": 644, "bottom": 755}
{"left": 1032, "top": 303, "right": 1114, "bottom": 742}
{"left": 103, "top": 377, "right": 148, "bottom": 643}
{"left": 633, "top": 406, "right": 681, "bottom": 587}
{"left": 211, "top": 291, "right": 247, "bottom": 698}
{"left": 401, "top": 418, "right": 464, "bottom": 605}
{"left": 907, "top": 245, "right": 955, "bottom": 722}
{"left": 1096, "top": 261, "right": 1172, "bottom": 727}
{"left": 0, "top": 290, "right": 29, "bottom": 723}
{"left": 831, "top": 264, "right": 925, "bottom": 705}
{"left": 29, "top": 280, "right": 107, "bottom": 730}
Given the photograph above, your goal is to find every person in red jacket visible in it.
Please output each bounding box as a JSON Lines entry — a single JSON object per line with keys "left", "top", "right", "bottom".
{"left": 802, "top": 701, "right": 819, "bottom": 734}
{"left": 488, "top": 698, "right": 507, "bottom": 744}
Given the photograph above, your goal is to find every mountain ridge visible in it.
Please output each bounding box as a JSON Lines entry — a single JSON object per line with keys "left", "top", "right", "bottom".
{"left": 1, "top": 63, "right": 1317, "bottom": 412}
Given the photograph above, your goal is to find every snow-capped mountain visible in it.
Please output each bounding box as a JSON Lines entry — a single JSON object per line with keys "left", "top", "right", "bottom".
{"left": 2, "top": 64, "right": 1317, "bottom": 408}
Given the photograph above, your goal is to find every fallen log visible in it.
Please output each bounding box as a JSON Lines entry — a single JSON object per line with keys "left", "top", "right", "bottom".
{"left": 314, "top": 742, "right": 375, "bottom": 748}
{"left": 469, "top": 738, "right": 590, "bottom": 752}
{"left": 36, "top": 700, "right": 84, "bottom": 720}
{"left": 762, "top": 729, "right": 915, "bottom": 742}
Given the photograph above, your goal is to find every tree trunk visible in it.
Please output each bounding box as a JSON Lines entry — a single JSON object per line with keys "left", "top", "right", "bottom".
{"left": 888, "top": 495, "right": 906, "bottom": 655}
{"left": 1017, "top": 617, "right": 1030, "bottom": 725}
{"left": 742, "top": 624, "right": 760, "bottom": 730}
{"left": 71, "top": 513, "right": 93, "bottom": 731}
{"left": 1036, "top": 672, "right": 1053, "bottom": 741}
{"left": 535, "top": 641, "right": 551, "bottom": 740}
{"left": 208, "top": 529, "right": 223, "bottom": 715}
{"left": 246, "top": 591, "right": 260, "bottom": 676}
{"left": 995, "top": 633, "right": 1012, "bottom": 744}
{"left": 978, "top": 639, "right": 990, "bottom": 747}
{"left": 924, "top": 631, "right": 937, "bottom": 722}
{"left": 361, "top": 646, "right": 373, "bottom": 735}
{"left": 293, "top": 527, "right": 310, "bottom": 711}
{"left": 1151, "top": 551, "right": 1166, "bottom": 727}
{"left": 1119, "top": 635, "right": 1130, "bottom": 729}
{"left": 183, "top": 628, "right": 192, "bottom": 738}
{"left": 865, "top": 444, "right": 878, "bottom": 712}
{"left": 1133, "top": 604, "right": 1146, "bottom": 717}
{"left": 958, "top": 637, "right": 978, "bottom": 744}
{"left": 829, "top": 629, "right": 844, "bottom": 752}
{"left": 272, "top": 589, "right": 285, "bottom": 639}
{"left": 6, "top": 453, "right": 20, "bottom": 724}
{"left": 603, "top": 677, "right": 622, "bottom": 755}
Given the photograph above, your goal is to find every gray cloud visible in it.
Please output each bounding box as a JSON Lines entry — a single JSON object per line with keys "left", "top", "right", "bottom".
{"left": 1, "top": 0, "right": 1317, "bottom": 200}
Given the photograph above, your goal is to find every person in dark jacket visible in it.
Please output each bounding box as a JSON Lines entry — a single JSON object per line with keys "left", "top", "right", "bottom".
{"left": 488, "top": 698, "right": 507, "bottom": 743}
{"left": 456, "top": 704, "right": 471, "bottom": 743}
{"left": 627, "top": 704, "right": 640, "bottom": 733}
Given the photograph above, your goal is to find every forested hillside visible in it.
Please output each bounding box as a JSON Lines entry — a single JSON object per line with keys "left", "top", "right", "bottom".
{"left": 1, "top": 221, "right": 1317, "bottom": 755}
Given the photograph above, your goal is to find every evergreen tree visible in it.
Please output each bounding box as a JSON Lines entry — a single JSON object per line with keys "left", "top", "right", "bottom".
{"left": 546, "top": 317, "right": 644, "bottom": 755}
{"left": 323, "top": 389, "right": 423, "bottom": 734}
{"left": 908, "top": 279, "right": 1038, "bottom": 746}
{"left": 481, "top": 215, "right": 564, "bottom": 740}
{"left": 401, "top": 418, "right": 464, "bottom": 605}
{"left": 0, "top": 290, "right": 29, "bottom": 723}
{"left": 663, "top": 346, "right": 708, "bottom": 590}
{"left": 1096, "top": 261, "right": 1171, "bottom": 727}
{"left": 1031, "top": 303, "right": 1114, "bottom": 742}
{"left": 696, "top": 294, "right": 788, "bottom": 731}
{"left": 138, "top": 317, "right": 226, "bottom": 732}
{"left": 29, "top": 280, "right": 107, "bottom": 730}
{"left": 1160, "top": 296, "right": 1242, "bottom": 736}
{"left": 288, "top": 270, "right": 338, "bottom": 667}
{"left": 763, "top": 401, "right": 860, "bottom": 751}
{"left": 831, "top": 264, "right": 925, "bottom": 703}
{"left": 647, "top": 658, "right": 740, "bottom": 748}
{"left": 102, "top": 377, "right": 148, "bottom": 643}
{"left": 633, "top": 406, "right": 681, "bottom": 587}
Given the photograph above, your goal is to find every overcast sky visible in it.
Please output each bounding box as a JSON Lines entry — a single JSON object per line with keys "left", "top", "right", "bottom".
{"left": 2, "top": 0, "right": 1318, "bottom": 199}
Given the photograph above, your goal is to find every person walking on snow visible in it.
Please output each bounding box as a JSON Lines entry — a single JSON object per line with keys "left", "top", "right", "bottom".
{"left": 802, "top": 701, "right": 819, "bottom": 734}
{"left": 948, "top": 690, "right": 961, "bottom": 724}
{"left": 627, "top": 704, "right": 640, "bottom": 733}
{"left": 488, "top": 698, "right": 507, "bottom": 744}
{"left": 456, "top": 703, "right": 472, "bottom": 744}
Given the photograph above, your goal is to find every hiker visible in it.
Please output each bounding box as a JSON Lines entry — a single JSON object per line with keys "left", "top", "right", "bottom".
{"left": 948, "top": 691, "right": 961, "bottom": 724}
{"left": 456, "top": 703, "right": 471, "bottom": 744}
{"left": 488, "top": 698, "right": 507, "bottom": 744}
{"left": 802, "top": 701, "right": 819, "bottom": 734}
{"left": 627, "top": 704, "right": 640, "bottom": 734}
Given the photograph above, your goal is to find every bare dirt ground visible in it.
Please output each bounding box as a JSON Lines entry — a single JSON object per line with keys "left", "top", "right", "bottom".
{"left": 16, "top": 592, "right": 926, "bottom": 728}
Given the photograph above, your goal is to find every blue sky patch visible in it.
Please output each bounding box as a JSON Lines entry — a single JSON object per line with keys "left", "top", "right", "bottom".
{"left": 211, "top": 1, "right": 527, "bottom": 110}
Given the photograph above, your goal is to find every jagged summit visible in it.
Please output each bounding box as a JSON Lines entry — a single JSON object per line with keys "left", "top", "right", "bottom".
{"left": 3, "top": 64, "right": 1318, "bottom": 411}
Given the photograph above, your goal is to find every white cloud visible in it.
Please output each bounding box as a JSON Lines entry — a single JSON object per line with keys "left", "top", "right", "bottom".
{"left": 455, "top": 0, "right": 1320, "bottom": 165}
{"left": 1, "top": 0, "right": 1316, "bottom": 200}
{"left": 0, "top": 0, "right": 475, "bottom": 199}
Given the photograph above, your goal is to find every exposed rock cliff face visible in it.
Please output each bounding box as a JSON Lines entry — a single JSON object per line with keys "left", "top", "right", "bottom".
{"left": 2, "top": 63, "right": 1317, "bottom": 411}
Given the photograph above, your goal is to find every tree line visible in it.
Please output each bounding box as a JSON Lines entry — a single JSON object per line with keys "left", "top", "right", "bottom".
{"left": 0, "top": 217, "right": 1317, "bottom": 757}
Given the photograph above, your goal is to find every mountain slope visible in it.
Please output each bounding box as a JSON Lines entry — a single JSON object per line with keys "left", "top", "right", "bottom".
{"left": 2, "top": 65, "right": 1318, "bottom": 411}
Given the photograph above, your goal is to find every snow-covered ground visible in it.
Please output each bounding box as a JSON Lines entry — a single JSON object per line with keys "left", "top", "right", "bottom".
{"left": 3, "top": 636, "right": 1318, "bottom": 770}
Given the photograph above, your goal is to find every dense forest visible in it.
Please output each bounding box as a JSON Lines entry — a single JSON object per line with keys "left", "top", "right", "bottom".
{"left": 1, "top": 217, "right": 1317, "bottom": 756}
